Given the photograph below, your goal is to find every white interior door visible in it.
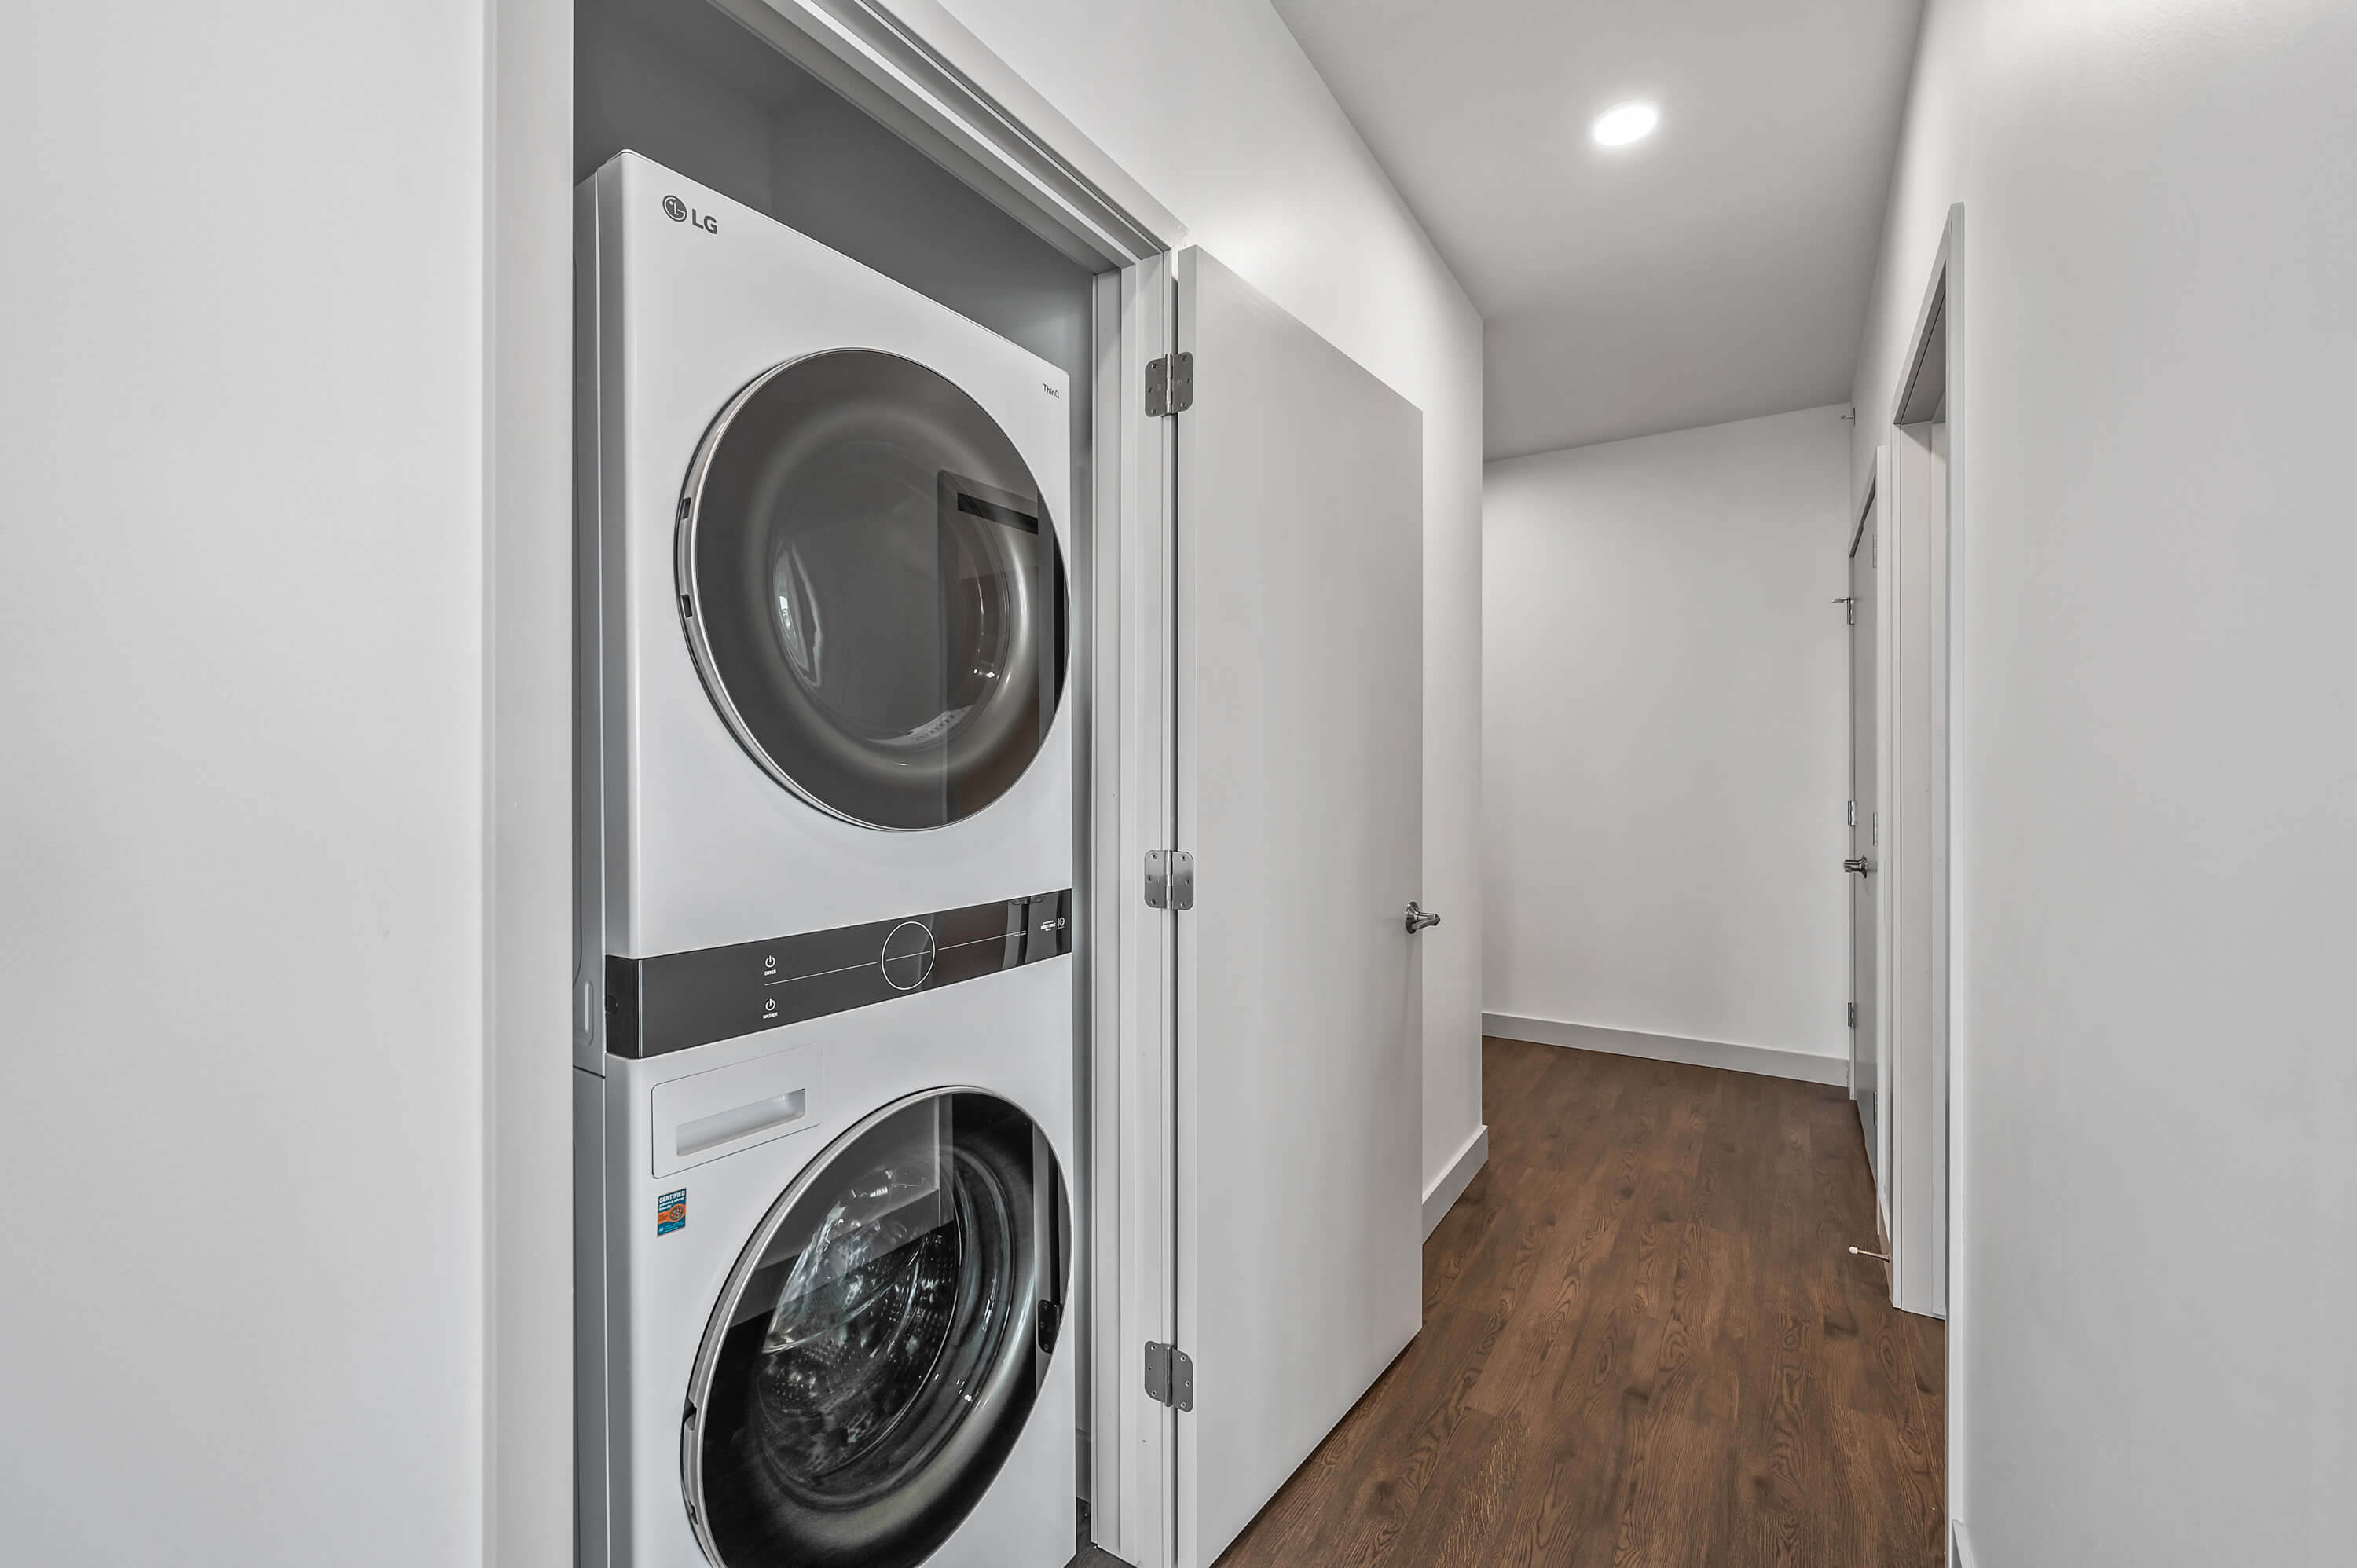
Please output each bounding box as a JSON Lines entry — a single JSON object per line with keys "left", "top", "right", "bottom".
{"left": 1171, "top": 247, "right": 1425, "bottom": 1568}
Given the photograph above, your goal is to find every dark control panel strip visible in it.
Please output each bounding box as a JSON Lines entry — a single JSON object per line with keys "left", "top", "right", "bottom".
{"left": 605, "top": 890, "right": 1072, "bottom": 1059}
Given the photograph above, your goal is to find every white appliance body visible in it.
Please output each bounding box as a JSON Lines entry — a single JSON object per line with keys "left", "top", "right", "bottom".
{"left": 579, "top": 965, "right": 1076, "bottom": 1568}
{"left": 577, "top": 149, "right": 1075, "bottom": 1040}
{"left": 574, "top": 153, "right": 1079, "bottom": 1568}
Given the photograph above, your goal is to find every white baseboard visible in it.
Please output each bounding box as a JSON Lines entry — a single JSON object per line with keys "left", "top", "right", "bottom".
{"left": 1483, "top": 1013, "right": 1849, "bottom": 1087}
{"left": 1421, "top": 1123, "right": 1488, "bottom": 1238}
{"left": 1952, "top": 1519, "right": 1975, "bottom": 1568}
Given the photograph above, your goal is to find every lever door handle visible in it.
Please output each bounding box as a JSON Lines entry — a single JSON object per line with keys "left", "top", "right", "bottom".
{"left": 1843, "top": 858, "right": 1873, "bottom": 876}
{"left": 1405, "top": 901, "right": 1441, "bottom": 933}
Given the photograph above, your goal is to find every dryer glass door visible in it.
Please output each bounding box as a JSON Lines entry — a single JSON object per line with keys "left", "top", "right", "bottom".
{"left": 684, "top": 1090, "right": 1068, "bottom": 1568}
{"left": 680, "top": 350, "right": 1067, "bottom": 830}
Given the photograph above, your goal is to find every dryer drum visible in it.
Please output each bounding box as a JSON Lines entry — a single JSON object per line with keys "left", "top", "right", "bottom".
{"left": 680, "top": 349, "right": 1069, "bottom": 830}
{"left": 684, "top": 1090, "right": 1069, "bottom": 1568}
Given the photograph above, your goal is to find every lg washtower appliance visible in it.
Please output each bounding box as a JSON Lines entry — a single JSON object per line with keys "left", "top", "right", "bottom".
{"left": 574, "top": 153, "right": 1078, "bottom": 1568}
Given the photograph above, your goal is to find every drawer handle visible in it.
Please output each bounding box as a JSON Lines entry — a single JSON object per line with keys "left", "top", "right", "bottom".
{"left": 676, "top": 1090, "right": 807, "bottom": 1158}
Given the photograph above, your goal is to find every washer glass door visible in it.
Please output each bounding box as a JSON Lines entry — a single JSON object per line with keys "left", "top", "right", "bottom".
{"left": 685, "top": 1090, "right": 1069, "bottom": 1568}
{"left": 680, "top": 350, "right": 1067, "bottom": 830}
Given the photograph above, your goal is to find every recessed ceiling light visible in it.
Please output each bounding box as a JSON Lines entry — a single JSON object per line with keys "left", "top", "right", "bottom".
{"left": 1592, "top": 102, "right": 1659, "bottom": 148}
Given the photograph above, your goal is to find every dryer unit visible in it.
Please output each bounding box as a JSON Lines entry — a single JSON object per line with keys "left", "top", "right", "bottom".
{"left": 577, "top": 148, "right": 1075, "bottom": 1065}
{"left": 574, "top": 152, "right": 1079, "bottom": 1568}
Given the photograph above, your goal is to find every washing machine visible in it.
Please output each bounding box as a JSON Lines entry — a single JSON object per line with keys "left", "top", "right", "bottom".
{"left": 574, "top": 151, "right": 1078, "bottom": 1568}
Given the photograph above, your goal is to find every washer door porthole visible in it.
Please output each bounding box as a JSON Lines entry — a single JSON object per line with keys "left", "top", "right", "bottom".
{"left": 683, "top": 1090, "right": 1069, "bottom": 1568}
{"left": 679, "top": 350, "right": 1069, "bottom": 831}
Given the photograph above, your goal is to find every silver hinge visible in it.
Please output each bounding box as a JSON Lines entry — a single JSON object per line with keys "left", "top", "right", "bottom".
{"left": 1144, "top": 1341, "right": 1194, "bottom": 1411}
{"left": 1146, "top": 351, "right": 1195, "bottom": 416}
{"left": 1847, "top": 799, "right": 1857, "bottom": 828}
{"left": 1847, "top": 1002, "right": 1857, "bottom": 1029}
{"left": 1833, "top": 594, "right": 1857, "bottom": 625}
{"left": 1143, "top": 848, "right": 1195, "bottom": 910}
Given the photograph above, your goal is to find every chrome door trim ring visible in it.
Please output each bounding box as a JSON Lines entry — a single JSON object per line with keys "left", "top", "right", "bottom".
{"left": 673, "top": 349, "right": 1065, "bottom": 833}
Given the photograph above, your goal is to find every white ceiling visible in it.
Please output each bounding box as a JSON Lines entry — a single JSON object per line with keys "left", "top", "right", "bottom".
{"left": 1271, "top": 0, "right": 1925, "bottom": 459}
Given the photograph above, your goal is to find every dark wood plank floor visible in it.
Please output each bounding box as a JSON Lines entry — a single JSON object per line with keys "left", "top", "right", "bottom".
{"left": 1208, "top": 1036, "right": 1945, "bottom": 1568}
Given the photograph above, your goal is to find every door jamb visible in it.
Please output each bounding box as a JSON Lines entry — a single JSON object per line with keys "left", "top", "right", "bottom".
{"left": 1882, "top": 208, "right": 1958, "bottom": 1323}
{"left": 486, "top": 3, "right": 1186, "bottom": 1563}
{"left": 1881, "top": 200, "right": 1966, "bottom": 1558}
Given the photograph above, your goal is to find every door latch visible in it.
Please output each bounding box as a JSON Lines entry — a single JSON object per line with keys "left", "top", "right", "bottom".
{"left": 1145, "top": 849, "right": 1195, "bottom": 910}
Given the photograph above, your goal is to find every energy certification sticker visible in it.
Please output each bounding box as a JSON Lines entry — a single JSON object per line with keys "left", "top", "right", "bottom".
{"left": 656, "top": 1189, "right": 687, "bottom": 1237}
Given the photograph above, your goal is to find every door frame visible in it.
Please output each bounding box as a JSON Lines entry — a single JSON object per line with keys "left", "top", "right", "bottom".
{"left": 486, "top": 3, "right": 1189, "bottom": 1563}
{"left": 1881, "top": 206, "right": 1959, "bottom": 1327}
{"left": 1878, "top": 200, "right": 1966, "bottom": 1558}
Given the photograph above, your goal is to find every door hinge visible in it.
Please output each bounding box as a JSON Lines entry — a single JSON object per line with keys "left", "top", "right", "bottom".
{"left": 1143, "top": 848, "right": 1195, "bottom": 910}
{"left": 1847, "top": 1002, "right": 1857, "bottom": 1029}
{"left": 1146, "top": 351, "right": 1194, "bottom": 416}
{"left": 1144, "top": 1341, "right": 1194, "bottom": 1411}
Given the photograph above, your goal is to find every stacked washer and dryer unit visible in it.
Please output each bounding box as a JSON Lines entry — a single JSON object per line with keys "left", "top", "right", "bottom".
{"left": 575, "top": 152, "right": 1079, "bottom": 1568}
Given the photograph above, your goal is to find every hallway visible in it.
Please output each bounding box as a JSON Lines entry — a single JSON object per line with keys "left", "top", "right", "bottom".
{"left": 1215, "top": 1037, "right": 1944, "bottom": 1568}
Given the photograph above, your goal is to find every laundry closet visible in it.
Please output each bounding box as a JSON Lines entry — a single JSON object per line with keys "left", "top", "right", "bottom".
{"left": 571, "top": 5, "right": 1094, "bottom": 1565}
{"left": 567, "top": 5, "right": 1432, "bottom": 1566}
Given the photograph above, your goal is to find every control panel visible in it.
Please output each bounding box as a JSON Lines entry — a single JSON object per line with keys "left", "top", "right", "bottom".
{"left": 605, "top": 890, "right": 1072, "bottom": 1059}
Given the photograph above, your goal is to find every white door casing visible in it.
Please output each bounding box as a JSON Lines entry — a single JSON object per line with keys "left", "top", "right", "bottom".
{"left": 1171, "top": 246, "right": 1427, "bottom": 1568}
{"left": 1884, "top": 226, "right": 1956, "bottom": 1323}
{"left": 1886, "top": 412, "right": 1949, "bottom": 1319}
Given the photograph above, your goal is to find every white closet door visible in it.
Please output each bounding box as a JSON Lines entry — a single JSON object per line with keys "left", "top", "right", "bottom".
{"left": 1171, "top": 246, "right": 1426, "bottom": 1568}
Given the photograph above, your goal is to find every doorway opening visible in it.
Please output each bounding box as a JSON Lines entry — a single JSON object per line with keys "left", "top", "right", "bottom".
{"left": 560, "top": 6, "right": 1182, "bottom": 1565}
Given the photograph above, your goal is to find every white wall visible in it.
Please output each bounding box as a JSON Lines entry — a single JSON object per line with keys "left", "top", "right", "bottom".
{"left": 1853, "top": 2, "right": 2357, "bottom": 1562}
{"left": 0, "top": 5, "right": 493, "bottom": 1567}
{"left": 1483, "top": 407, "right": 1852, "bottom": 1064}
{"left": 924, "top": 0, "right": 1490, "bottom": 1199}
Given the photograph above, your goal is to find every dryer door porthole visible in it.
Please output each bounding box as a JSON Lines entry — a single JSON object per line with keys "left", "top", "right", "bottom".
{"left": 678, "top": 350, "right": 1069, "bottom": 830}
{"left": 682, "top": 1089, "right": 1069, "bottom": 1568}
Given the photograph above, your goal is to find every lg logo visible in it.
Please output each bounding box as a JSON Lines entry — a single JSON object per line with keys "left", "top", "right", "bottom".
{"left": 664, "top": 194, "right": 718, "bottom": 234}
